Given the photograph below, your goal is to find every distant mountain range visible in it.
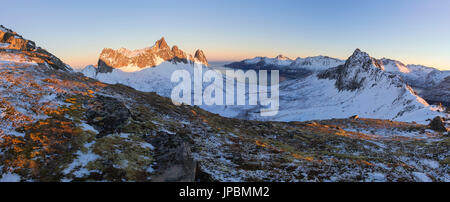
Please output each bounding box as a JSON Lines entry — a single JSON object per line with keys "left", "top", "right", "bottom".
{"left": 225, "top": 52, "right": 450, "bottom": 106}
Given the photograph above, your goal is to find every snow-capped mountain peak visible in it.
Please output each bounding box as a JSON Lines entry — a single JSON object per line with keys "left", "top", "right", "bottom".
{"left": 275, "top": 54, "right": 291, "bottom": 60}
{"left": 319, "top": 49, "right": 397, "bottom": 91}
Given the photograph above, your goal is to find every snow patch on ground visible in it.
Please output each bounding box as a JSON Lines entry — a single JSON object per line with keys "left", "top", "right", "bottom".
{"left": 413, "top": 172, "right": 432, "bottom": 182}
{"left": 63, "top": 141, "right": 100, "bottom": 178}
{"left": 0, "top": 172, "right": 21, "bottom": 182}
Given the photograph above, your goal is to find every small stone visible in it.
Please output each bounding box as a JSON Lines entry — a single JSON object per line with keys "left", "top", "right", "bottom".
{"left": 349, "top": 115, "right": 359, "bottom": 120}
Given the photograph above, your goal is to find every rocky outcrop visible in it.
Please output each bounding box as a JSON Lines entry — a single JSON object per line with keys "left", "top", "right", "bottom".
{"left": 97, "top": 37, "right": 208, "bottom": 73}
{"left": 0, "top": 25, "right": 71, "bottom": 71}
{"left": 149, "top": 134, "right": 197, "bottom": 182}
{"left": 0, "top": 25, "right": 36, "bottom": 51}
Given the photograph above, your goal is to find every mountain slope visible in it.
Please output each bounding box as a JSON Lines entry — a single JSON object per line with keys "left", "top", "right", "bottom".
{"left": 421, "top": 76, "right": 450, "bottom": 105}
{"left": 379, "top": 58, "right": 450, "bottom": 104}
{"left": 1, "top": 25, "right": 448, "bottom": 182}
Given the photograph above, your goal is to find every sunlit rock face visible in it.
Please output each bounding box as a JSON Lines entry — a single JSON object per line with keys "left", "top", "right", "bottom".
{"left": 0, "top": 25, "right": 36, "bottom": 51}
{"left": 97, "top": 37, "right": 208, "bottom": 73}
{"left": 0, "top": 25, "right": 71, "bottom": 71}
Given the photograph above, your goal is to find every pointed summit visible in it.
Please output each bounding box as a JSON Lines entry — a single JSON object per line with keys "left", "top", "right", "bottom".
{"left": 194, "top": 49, "right": 208, "bottom": 66}
{"left": 346, "top": 48, "right": 382, "bottom": 70}
{"left": 318, "top": 48, "right": 388, "bottom": 91}
{"left": 154, "top": 37, "right": 169, "bottom": 50}
{"left": 350, "top": 48, "right": 370, "bottom": 59}
{"left": 275, "top": 54, "right": 291, "bottom": 60}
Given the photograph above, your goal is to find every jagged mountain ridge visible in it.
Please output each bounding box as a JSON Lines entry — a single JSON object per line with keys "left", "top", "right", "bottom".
{"left": 97, "top": 37, "right": 208, "bottom": 73}
{"left": 1, "top": 25, "right": 449, "bottom": 182}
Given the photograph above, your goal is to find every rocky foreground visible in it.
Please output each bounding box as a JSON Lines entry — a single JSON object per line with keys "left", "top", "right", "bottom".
{"left": 0, "top": 25, "right": 449, "bottom": 182}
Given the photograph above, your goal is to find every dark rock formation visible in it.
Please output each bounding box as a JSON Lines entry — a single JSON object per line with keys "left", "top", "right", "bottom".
{"left": 349, "top": 115, "right": 359, "bottom": 120}
{"left": 428, "top": 116, "right": 448, "bottom": 132}
{"left": 85, "top": 95, "right": 131, "bottom": 137}
{"left": 149, "top": 133, "right": 197, "bottom": 182}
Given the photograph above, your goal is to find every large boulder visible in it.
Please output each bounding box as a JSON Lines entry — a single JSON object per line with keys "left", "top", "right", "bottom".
{"left": 86, "top": 95, "right": 131, "bottom": 136}
{"left": 149, "top": 133, "right": 197, "bottom": 182}
{"left": 428, "top": 116, "right": 448, "bottom": 132}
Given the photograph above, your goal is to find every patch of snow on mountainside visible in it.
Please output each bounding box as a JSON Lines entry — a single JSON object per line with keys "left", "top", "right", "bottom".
{"left": 380, "top": 59, "right": 450, "bottom": 88}
{"left": 380, "top": 58, "right": 411, "bottom": 73}
{"left": 80, "top": 65, "right": 97, "bottom": 77}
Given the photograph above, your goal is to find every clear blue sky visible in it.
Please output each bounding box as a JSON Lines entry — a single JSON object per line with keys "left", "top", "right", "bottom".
{"left": 1, "top": 0, "right": 449, "bottom": 69}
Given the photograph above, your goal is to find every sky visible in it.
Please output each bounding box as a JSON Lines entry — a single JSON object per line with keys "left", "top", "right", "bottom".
{"left": 1, "top": 0, "right": 450, "bottom": 70}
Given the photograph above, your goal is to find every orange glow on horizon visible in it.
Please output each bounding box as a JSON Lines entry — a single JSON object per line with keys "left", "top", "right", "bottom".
{"left": 63, "top": 50, "right": 450, "bottom": 71}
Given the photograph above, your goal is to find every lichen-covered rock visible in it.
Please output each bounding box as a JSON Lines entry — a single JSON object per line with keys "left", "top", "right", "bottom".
{"left": 85, "top": 95, "right": 131, "bottom": 136}
{"left": 149, "top": 133, "right": 196, "bottom": 182}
